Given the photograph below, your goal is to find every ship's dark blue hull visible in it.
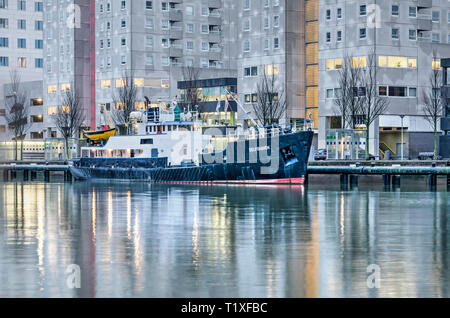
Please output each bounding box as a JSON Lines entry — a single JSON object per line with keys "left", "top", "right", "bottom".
{"left": 70, "top": 130, "right": 314, "bottom": 184}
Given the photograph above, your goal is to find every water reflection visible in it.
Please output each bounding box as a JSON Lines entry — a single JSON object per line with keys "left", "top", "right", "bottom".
{"left": 0, "top": 181, "right": 448, "bottom": 297}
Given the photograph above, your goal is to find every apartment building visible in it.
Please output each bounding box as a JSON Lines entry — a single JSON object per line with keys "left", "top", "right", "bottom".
{"left": 94, "top": 0, "right": 237, "bottom": 130}
{"left": 42, "top": 0, "right": 93, "bottom": 138}
{"left": 0, "top": 0, "right": 44, "bottom": 141}
{"left": 318, "top": 0, "right": 450, "bottom": 158}
{"left": 236, "top": 0, "right": 306, "bottom": 128}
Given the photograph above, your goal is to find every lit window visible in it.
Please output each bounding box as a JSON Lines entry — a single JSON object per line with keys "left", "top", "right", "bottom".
{"left": 116, "top": 79, "right": 126, "bottom": 87}
{"left": 47, "top": 85, "right": 57, "bottom": 93}
{"left": 61, "top": 83, "right": 71, "bottom": 91}
{"left": 432, "top": 59, "right": 441, "bottom": 70}
{"left": 134, "top": 78, "right": 144, "bottom": 87}
{"left": 100, "top": 80, "right": 111, "bottom": 88}
{"left": 264, "top": 64, "right": 279, "bottom": 75}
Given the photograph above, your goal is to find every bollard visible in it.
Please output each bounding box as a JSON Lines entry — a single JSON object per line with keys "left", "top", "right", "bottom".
{"left": 371, "top": 162, "right": 376, "bottom": 168}
{"left": 23, "top": 170, "right": 29, "bottom": 182}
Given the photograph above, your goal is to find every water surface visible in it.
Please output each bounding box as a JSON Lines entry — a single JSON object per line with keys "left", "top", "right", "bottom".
{"left": 0, "top": 181, "right": 448, "bottom": 297}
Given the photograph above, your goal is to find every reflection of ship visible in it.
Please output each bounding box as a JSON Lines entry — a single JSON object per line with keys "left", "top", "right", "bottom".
{"left": 70, "top": 104, "right": 313, "bottom": 185}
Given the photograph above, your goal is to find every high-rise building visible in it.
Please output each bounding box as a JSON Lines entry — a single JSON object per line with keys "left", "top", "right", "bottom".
{"left": 236, "top": 0, "right": 307, "bottom": 128}
{"left": 0, "top": 0, "right": 44, "bottom": 141}
{"left": 94, "top": 0, "right": 237, "bottom": 130}
{"left": 42, "top": 0, "right": 94, "bottom": 138}
{"left": 318, "top": 0, "right": 450, "bottom": 158}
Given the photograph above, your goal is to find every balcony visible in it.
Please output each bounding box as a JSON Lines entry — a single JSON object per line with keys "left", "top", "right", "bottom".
{"left": 417, "top": 0, "right": 432, "bottom": 8}
{"left": 417, "top": 14, "right": 432, "bottom": 31}
{"left": 208, "top": 0, "right": 221, "bottom": 9}
{"left": 169, "top": 9, "right": 183, "bottom": 22}
{"left": 169, "top": 46, "right": 183, "bottom": 58}
{"left": 208, "top": 15, "right": 221, "bottom": 26}
{"left": 208, "top": 31, "right": 221, "bottom": 43}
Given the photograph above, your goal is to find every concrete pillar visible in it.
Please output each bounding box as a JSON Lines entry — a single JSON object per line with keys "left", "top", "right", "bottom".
{"left": 3, "top": 169, "right": 8, "bottom": 182}
{"left": 369, "top": 118, "right": 380, "bottom": 158}
{"left": 44, "top": 170, "right": 50, "bottom": 182}
{"left": 392, "top": 175, "right": 401, "bottom": 187}
{"left": 317, "top": 116, "right": 327, "bottom": 149}
{"left": 340, "top": 174, "right": 349, "bottom": 186}
{"left": 350, "top": 175, "right": 359, "bottom": 186}
{"left": 30, "top": 170, "right": 37, "bottom": 181}
{"left": 428, "top": 175, "right": 437, "bottom": 187}
{"left": 23, "top": 170, "right": 29, "bottom": 182}
{"left": 11, "top": 170, "right": 16, "bottom": 180}
{"left": 383, "top": 174, "right": 391, "bottom": 186}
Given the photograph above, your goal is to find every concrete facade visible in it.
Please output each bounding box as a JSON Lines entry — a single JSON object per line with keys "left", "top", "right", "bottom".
{"left": 0, "top": 0, "right": 44, "bottom": 141}
{"left": 236, "top": 0, "right": 306, "bottom": 127}
{"left": 318, "top": 0, "right": 450, "bottom": 158}
{"left": 94, "top": 0, "right": 237, "bottom": 129}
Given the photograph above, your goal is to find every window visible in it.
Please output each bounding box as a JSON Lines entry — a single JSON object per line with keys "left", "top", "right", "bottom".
{"left": 35, "top": 1, "right": 42, "bottom": 12}
{"left": 273, "top": 16, "right": 279, "bottom": 27}
{"left": 243, "top": 0, "right": 250, "bottom": 10}
{"left": 409, "top": 7, "right": 417, "bottom": 18}
{"left": 337, "top": 31, "right": 342, "bottom": 42}
{"left": 432, "top": 33, "right": 440, "bottom": 43}
{"left": 360, "top": 5, "right": 366, "bottom": 16}
{"left": 351, "top": 56, "right": 367, "bottom": 68}
{"left": 0, "top": 37, "right": 7, "bottom": 47}
{"left": 326, "top": 32, "right": 331, "bottom": 42}
{"left": 186, "top": 23, "right": 193, "bottom": 33}
{"left": 47, "top": 85, "right": 57, "bottom": 93}
{"left": 274, "top": 37, "right": 279, "bottom": 49}
{"left": 378, "top": 86, "right": 387, "bottom": 96}
{"left": 18, "top": 19, "right": 26, "bottom": 30}
{"left": 35, "top": 39, "right": 43, "bottom": 49}
{"left": 432, "top": 59, "right": 441, "bottom": 70}
{"left": 35, "top": 20, "right": 43, "bottom": 30}
{"left": 243, "top": 40, "right": 250, "bottom": 52}
{"left": 146, "top": 55, "right": 153, "bottom": 65}
{"left": 326, "top": 59, "right": 343, "bottom": 70}
{"left": 0, "top": 56, "right": 8, "bottom": 66}
{"left": 18, "top": 0, "right": 26, "bottom": 10}
{"left": 100, "top": 80, "right": 111, "bottom": 88}
{"left": 326, "top": 89, "right": 334, "bottom": 99}
{"left": 337, "top": 8, "right": 342, "bottom": 19}
{"left": 359, "top": 28, "right": 366, "bottom": 39}
{"left": 0, "top": 18, "right": 7, "bottom": 28}
{"left": 392, "top": 5, "right": 399, "bottom": 17}
{"left": 146, "top": 1, "right": 152, "bottom": 10}
{"left": 264, "top": 64, "right": 279, "bottom": 75}
{"left": 408, "top": 87, "right": 417, "bottom": 97}
{"left": 17, "top": 38, "right": 26, "bottom": 48}
{"left": 432, "top": 11, "right": 440, "bottom": 23}
{"left": 244, "top": 66, "right": 258, "bottom": 77}
{"left": 409, "top": 29, "right": 417, "bottom": 41}
{"left": 388, "top": 86, "right": 407, "bottom": 97}
{"left": 17, "top": 57, "right": 26, "bottom": 67}
{"left": 326, "top": 9, "right": 331, "bottom": 20}
{"left": 392, "top": 28, "right": 399, "bottom": 39}
{"left": 186, "top": 41, "right": 193, "bottom": 50}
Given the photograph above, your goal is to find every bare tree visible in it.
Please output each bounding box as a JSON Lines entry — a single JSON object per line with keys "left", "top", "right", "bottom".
{"left": 52, "top": 88, "right": 85, "bottom": 159}
{"left": 334, "top": 56, "right": 363, "bottom": 129}
{"left": 181, "top": 65, "right": 202, "bottom": 112}
{"left": 422, "top": 52, "right": 445, "bottom": 159}
{"left": 4, "top": 70, "right": 31, "bottom": 161}
{"left": 359, "top": 53, "right": 390, "bottom": 160}
{"left": 111, "top": 73, "right": 137, "bottom": 135}
{"left": 252, "top": 71, "right": 287, "bottom": 127}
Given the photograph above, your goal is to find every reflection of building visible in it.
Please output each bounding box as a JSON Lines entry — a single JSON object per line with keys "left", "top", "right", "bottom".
{"left": 318, "top": 0, "right": 450, "bottom": 159}
{"left": 177, "top": 77, "right": 237, "bottom": 131}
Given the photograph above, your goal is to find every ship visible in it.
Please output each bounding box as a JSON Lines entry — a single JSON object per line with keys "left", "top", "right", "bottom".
{"left": 69, "top": 102, "right": 313, "bottom": 185}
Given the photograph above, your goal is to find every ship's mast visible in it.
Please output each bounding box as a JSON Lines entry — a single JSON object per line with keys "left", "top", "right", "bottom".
{"left": 225, "top": 89, "right": 261, "bottom": 128}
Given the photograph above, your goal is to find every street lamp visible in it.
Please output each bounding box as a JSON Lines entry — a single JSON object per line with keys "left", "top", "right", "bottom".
{"left": 400, "top": 115, "right": 405, "bottom": 160}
